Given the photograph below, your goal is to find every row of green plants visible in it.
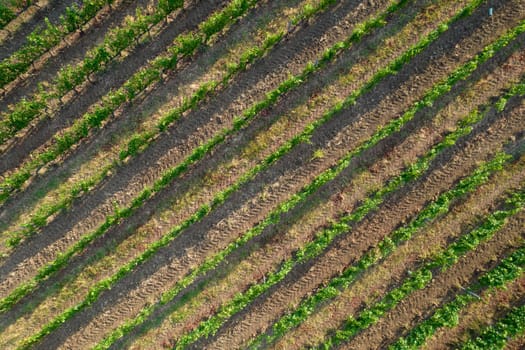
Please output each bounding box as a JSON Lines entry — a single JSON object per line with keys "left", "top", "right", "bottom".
{"left": 183, "top": 12, "right": 525, "bottom": 347}
{"left": 11, "top": 0, "right": 501, "bottom": 346}
{"left": 1, "top": 1, "right": 340, "bottom": 254}
{"left": 460, "top": 303, "right": 525, "bottom": 349}
{"left": 13, "top": 0, "right": 443, "bottom": 346}
{"left": 90, "top": 1, "right": 437, "bottom": 347}
{"left": 390, "top": 245, "right": 525, "bottom": 349}
{"left": 0, "top": 4, "right": 15, "bottom": 28}
{"left": 0, "top": 0, "right": 341, "bottom": 249}
{"left": 8, "top": 0, "right": 352, "bottom": 347}
{"left": 0, "top": 0, "right": 34, "bottom": 29}
{"left": 245, "top": 77, "right": 525, "bottom": 348}
{"left": 130, "top": 3, "right": 510, "bottom": 347}
{"left": 0, "top": 0, "right": 259, "bottom": 201}
{"left": 270, "top": 149, "right": 516, "bottom": 348}
{"left": 319, "top": 186, "right": 525, "bottom": 349}
{"left": 0, "top": 0, "right": 186, "bottom": 145}
{"left": 0, "top": 0, "right": 114, "bottom": 89}
{"left": 1, "top": 0, "right": 267, "bottom": 245}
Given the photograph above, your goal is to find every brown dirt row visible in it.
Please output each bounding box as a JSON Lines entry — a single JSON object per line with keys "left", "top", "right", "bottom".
{"left": 0, "top": 0, "right": 443, "bottom": 345}
{"left": 346, "top": 210, "right": 525, "bottom": 349}
{"left": 0, "top": 0, "right": 153, "bottom": 114}
{"left": 0, "top": 0, "right": 49, "bottom": 45}
{"left": 30, "top": 1, "right": 406, "bottom": 348}
{"left": 128, "top": 50, "right": 525, "bottom": 350}
{"left": 199, "top": 88, "right": 525, "bottom": 350}
{"left": 0, "top": 0, "right": 372, "bottom": 299}
{"left": 51, "top": 3, "right": 525, "bottom": 347}
{"left": 271, "top": 68, "right": 525, "bottom": 350}
{"left": 0, "top": 0, "right": 297, "bottom": 233}
{"left": 0, "top": 0, "right": 223, "bottom": 173}
{"left": 423, "top": 277, "right": 525, "bottom": 349}
{"left": 8, "top": 0, "right": 520, "bottom": 348}
{"left": 0, "top": 0, "right": 316, "bottom": 344}
{"left": 0, "top": 0, "right": 77, "bottom": 61}
{"left": 0, "top": 0, "right": 238, "bottom": 275}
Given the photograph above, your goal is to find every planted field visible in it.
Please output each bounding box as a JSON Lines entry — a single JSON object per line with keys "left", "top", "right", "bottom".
{"left": 0, "top": 0, "right": 524, "bottom": 349}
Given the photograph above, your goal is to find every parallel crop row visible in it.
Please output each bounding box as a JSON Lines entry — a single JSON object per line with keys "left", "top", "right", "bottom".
{"left": 0, "top": 0, "right": 184, "bottom": 145}
{"left": 126, "top": 7, "right": 513, "bottom": 347}
{"left": 247, "top": 88, "right": 523, "bottom": 347}
{"left": 459, "top": 303, "right": 525, "bottom": 350}
{"left": 0, "top": 0, "right": 114, "bottom": 88}
{"left": 0, "top": 0, "right": 342, "bottom": 249}
{"left": 319, "top": 186, "right": 525, "bottom": 348}
{"left": 390, "top": 245, "right": 525, "bottom": 349}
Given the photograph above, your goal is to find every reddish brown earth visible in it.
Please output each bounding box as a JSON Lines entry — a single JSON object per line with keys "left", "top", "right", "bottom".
{"left": 0, "top": 0, "right": 523, "bottom": 349}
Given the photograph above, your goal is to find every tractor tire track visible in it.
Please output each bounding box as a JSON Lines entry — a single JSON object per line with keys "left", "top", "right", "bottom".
{"left": 36, "top": 3, "right": 525, "bottom": 347}
{"left": 198, "top": 94, "right": 525, "bottom": 349}
{"left": 424, "top": 276, "right": 525, "bottom": 350}
{"left": 0, "top": 0, "right": 224, "bottom": 174}
{"left": 346, "top": 196, "right": 525, "bottom": 349}
{"left": 0, "top": 0, "right": 373, "bottom": 300}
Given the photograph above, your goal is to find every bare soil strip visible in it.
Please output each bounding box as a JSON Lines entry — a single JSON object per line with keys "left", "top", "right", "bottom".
{"left": 0, "top": 0, "right": 220, "bottom": 173}
{"left": 126, "top": 39, "right": 525, "bottom": 350}
{"left": 0, "top": 0, "right": 77, "bottom": 60}
{"left": 0, "top": 0, "right": 152, "bottom": 115}
{"left": 272, "top": 142, "right": 525, "bottom": 349}
{"left": 66, "top": 8, "right": 525, "bottom": 350}
{"left": 198, "top": 87, "right": 525, "bottom": 349}
{"left": 0, "top": 0, "right": 315, "bottom": 343}
{"left": 346, "top": 201, "right": 525, "bottom": 349}
{"left": 423, "top": 276, "right": 525, "bottom": 349}
{"left": 0, "top": 0, "right": 370, "bottom": 300}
